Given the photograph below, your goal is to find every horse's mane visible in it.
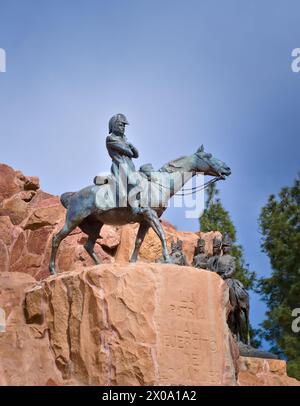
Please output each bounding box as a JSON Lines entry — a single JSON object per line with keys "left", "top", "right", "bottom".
{"left": 159, "top": 155, "right": 192, "bottom": 173}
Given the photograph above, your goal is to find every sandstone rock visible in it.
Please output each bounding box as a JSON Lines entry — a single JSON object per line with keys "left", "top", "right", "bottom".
{"left": 1, "top": 194, "right": 29, "bottom": 225}
{"left": 0, "top": 240, "right": 9, "bottom": 272}
{"left": 29, "top": 191, "right": 60, "bottom": 208}
{"left": 24, "top": 205, "right": 64, "bottom": 230}
{"left": 99, "top": 225, "right": 121, "bottom": 250}
{"left": 0, "top": 165, "right": 40, "bottom": 204}
{"left": 0, "top": 216, "right": 14, "bottom": 246}
{"left": 139, "top": 227, "right": 174, "bottom": 262}
{"left": 21, "top": 264, "right": 238, "bottom": 385}
{"left": 24, "top": 176, "right": 39, "bottom": 191}
{"left": 238, "top": 356, "right": 300, "bottom": 386}
{"left": 0, "top": 272, "right": 63, "bottom": 385}
{"left": 10, "top": 231, "right": 26, "bottom": 265}
{"left": 0, "top": 266, "right": 299, "bottom": 386}
{"left": 27, "top": 227, "right": 53, "bottom": 255}
{"left": 115, "top": 224, "right": 139, "bottom": 263}
{"left": 10, "top": 254, "right": 42, "bottom": 277}
{"left": 25, "top": 286, "right": 46, "bottom": 324}
{"left": 57, "top": 245, "right": 78, "bottom": 272}
{"left": 0, "top": 164, "right": 23, "bottom": 202}
{"left": 14, "top": 170, "right": 26, "bottom": 182}
{"left": 18, "top": 190, "right": 36, "bottom": 203}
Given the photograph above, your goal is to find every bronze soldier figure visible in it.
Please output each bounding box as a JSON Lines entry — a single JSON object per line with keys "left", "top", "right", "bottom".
{"left": 207, "top": 237, "right": 222, "bottom": 272}
{"left": 156, "top": 238, "right": 188, "bottom": 265}
{"left": 208, "top": 234, "right": 250, "bottom": 345}
{"left": 170, "top": 239, "right": 188, "bottom": 265}
{"left": 192, "top": 238, "right": 208, "bottom": 269}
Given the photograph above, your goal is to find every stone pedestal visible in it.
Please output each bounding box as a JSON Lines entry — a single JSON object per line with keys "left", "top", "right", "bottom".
{"left": 0, "top": 265, "right": 299, "bottom": 386}
{"left": 24, "top": 264, "right": 238, "bottom": 385}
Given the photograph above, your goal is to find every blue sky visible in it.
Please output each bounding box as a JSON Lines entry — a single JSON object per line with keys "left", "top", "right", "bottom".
{"left": 1, "top": 0, "right": 300, "bottom": 346}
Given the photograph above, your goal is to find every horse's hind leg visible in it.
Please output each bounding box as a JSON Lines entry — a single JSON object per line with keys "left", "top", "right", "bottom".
{"left": 130, "top": 221, "right": 149, "bottom": 263}
{"left": 142, "top": 208, "right": 171, "bottom": 263}
{"left": 49, "top": 220, "right": 78, "bottom": 275}
{"left": 84, "top": 222, "right": 103, "bottom": 265}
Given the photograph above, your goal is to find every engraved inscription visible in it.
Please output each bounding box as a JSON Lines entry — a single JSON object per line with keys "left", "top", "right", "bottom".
{"left": 167, "top": 288, "right": 206, "bottom": 320}
{"left": 158, "top": 281, "right": 223, "bottom": 385}
{"left": 163, "top": 333, "right": 218, "bottom": 353}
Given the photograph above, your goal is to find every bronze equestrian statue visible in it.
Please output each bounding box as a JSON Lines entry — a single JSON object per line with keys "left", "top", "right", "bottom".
{"left": 49, "top": 114, "right": 231, "bottom": 275}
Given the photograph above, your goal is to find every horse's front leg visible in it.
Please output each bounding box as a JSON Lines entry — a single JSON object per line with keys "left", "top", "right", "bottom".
{"left": 130, "top": 221, "right": 149, "bottom": 263}
{"left": 141, "top": 208, "right": 171, "bottom": 263}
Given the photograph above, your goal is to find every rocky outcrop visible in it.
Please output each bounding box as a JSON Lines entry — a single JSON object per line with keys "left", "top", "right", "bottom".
{"left": 0, "top": 264, "right": 238, "bottom": 386}
{"left": 1, "top": 265, "right": 299, "bottom": 386}
{"left": 0, "top": 272, "right": 62, "bottom": 385}
{"left": 0, "top": 164, "right": 219, "bottom": 280}
{"left": 0, "top": 164, "right": 120, "bottom": 280}
{"left": 238, "top": 357, "right": 300, "bottom": 386}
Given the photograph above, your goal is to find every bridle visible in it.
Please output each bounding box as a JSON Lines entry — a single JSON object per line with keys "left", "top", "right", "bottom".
{"left": 174, "top": 175, "right": 224, "bottom": 196}
{"left": 153, "top": 174, "right": 225, "bottom": 196}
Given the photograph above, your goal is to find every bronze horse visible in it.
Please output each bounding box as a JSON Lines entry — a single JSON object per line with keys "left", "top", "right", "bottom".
{"left": 49, "top": 145, "right": 231, "bottom": 275}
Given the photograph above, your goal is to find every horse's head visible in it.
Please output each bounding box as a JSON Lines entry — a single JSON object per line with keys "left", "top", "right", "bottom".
{"left": 193, "top": 145, "right": 231, "bottom": 178}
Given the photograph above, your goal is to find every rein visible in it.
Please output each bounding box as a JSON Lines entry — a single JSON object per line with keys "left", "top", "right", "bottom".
{"left": 153, "top": 175, "right": 223, "bottom": 196}
{"left": 175, "top": 176, "right": 222, "bottom": 196}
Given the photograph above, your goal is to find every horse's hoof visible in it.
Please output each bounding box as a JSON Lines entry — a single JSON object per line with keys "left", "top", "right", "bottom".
{"left": 49, "top": 267, "right": 57, "bottom": 276}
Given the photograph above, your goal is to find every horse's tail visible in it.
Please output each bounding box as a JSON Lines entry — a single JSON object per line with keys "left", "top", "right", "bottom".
{"left": 60, "top": 192, "right": 75, "bottom": 209}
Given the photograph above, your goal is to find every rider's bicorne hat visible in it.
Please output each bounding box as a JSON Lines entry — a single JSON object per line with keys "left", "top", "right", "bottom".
{"left": 108, "top": 113, "right": 129, "bottom": 133}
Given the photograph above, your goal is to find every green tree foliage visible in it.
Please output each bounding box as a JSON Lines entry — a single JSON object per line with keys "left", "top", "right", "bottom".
{"left": 200, "top": 183, "right": 256, "bottom": 289}
{"left": 257, "top": 174, "right": 300, "bottom": 379}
